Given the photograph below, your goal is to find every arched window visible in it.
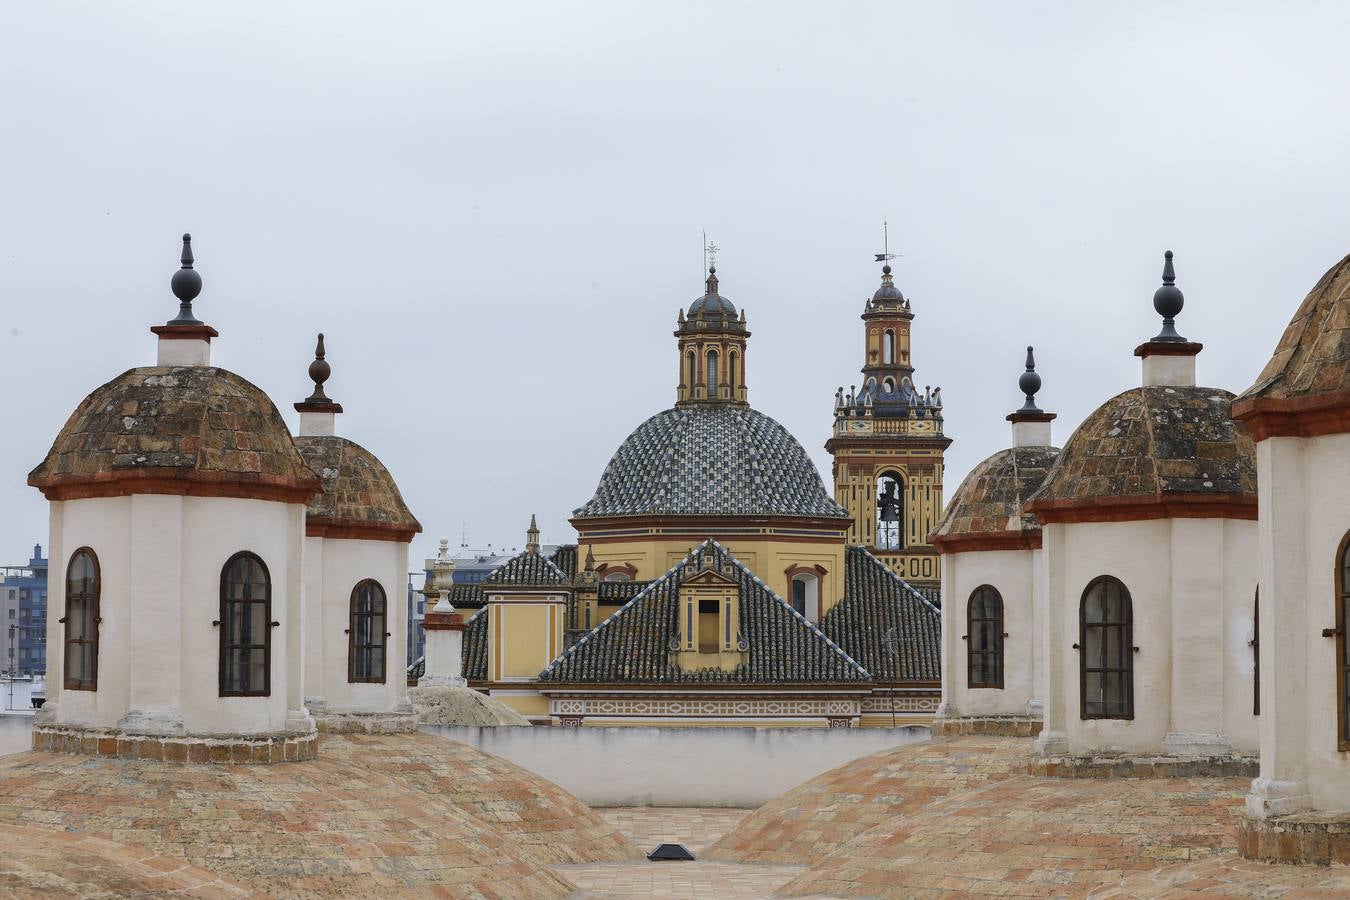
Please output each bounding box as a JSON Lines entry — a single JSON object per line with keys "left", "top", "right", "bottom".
{"left": 882, "top": 377, "right": 896, "bottom": 394}
{"left": 1337, "top": 537, "right": 1350, "bottom": 749}
{"left": 687, "top": 350, "right": 696, "bottom": 388}
{"left": 1080, "top": 576, "right": 1133, "bottom": 719}
{"left": 63, "top": 548, "right": 100, "bottom": 691}
{"left": 876, "top": 471, "right": 904, "bottom": 551}
{"left": 220, "top": 552, "right": 271, "bottom": 697}
{"left": 790, "top": 572, "right": 820, "bottom": 622}
{"left": 349, "top": 580, "right": 387, "bottom": 683}
{"left": 967, "top": 586, "right": 1003, "bottom": 689}
{"left": 729, "top": 351, "right": 739, "bottom": 392}
{"left": 706, "top": 349, "right": 719, "bottom": 393}
{"left": 602, "top": 571, "right": 632, "bottom": 583}
{"left": 1252, "top": 587, "right": 1260, "bottom": 717}
{"left": 883, "top": 329, "right": 895, "bottom": 364}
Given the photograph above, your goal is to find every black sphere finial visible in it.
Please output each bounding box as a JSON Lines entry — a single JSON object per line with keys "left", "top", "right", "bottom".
{"left": 1017, "top": 346, "right": 1044, "bottom": 413}
{"left": 167, "top": 233, "right": 204, "bottom": 325}
{"left": 882, "top": 264, "right": 892, "bottom": 275}
{"left": 1150, "top": 249, "right": 1187, "bottom": 342}
{"left": 304, "top": 333, "right": 334, "bottom": 404}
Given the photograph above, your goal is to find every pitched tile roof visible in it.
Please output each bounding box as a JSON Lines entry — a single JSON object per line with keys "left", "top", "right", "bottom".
{"left": 1027, "top": 387, "right": 1255, "bottom": 508}
{"left": 931, "top": 446, "right": 1060, "bottom": 546}
{"left": 549, "top": 545, "right": 579, "bottom": 580}
{"left": 820, "top": 547, "right": 941, "bottom": 683}
{"left": 573, "top": 405, "right": 849, "bottom": 520}
{"left": 539, "top": 541, "right": 870, "bottom": 684}
{"left": 1238, "top": 252, "right": 1350, "bottom": 405}
{"left": 482, "top": 549, "right": 571, "bottom": 587}
{"left": 462, "top": 609, "right": 488, "bottom": 682}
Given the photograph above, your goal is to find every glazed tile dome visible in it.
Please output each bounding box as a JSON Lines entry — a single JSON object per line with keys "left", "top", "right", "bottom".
{"left": 686, "top": 266, "right": 738, "bottom": 318}
{"left": 932, "top": 445, "right": 1061, "bottom": 549}
{"left": 294, "top": 435, "right": 421, "bottom": 541}
{"left": 871, "top": 265, "right": 905, "bottom": 305}
{"left": 573, "top": 405, "right": 849, "bottom": 519}
{"left": 29, "top": 366, "right": 318, "bottom": 502}
{"left": 1026, "top": 386, "right": 1256, "bottom": 517}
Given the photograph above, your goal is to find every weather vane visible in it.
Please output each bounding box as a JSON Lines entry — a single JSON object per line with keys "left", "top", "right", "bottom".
{"left": 703, "top": 231, "right": 719, "bottom": 272}
{"left": 875, "top": 218, "right": 899, "bottom": 265}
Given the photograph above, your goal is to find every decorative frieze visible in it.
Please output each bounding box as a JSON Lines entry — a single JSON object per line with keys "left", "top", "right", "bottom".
{"left": 550, "top": 696, "right": 861, "bottom": 719}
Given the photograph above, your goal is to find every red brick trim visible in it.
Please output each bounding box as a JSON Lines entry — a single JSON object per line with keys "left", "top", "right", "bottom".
{"left": 1133, "top": 340, "right": 1203, "bottom": 357}
{"left": 1232, "top": 390, "right": 1350, "bottom": 441}
{"left": 32, "top": 469, "right": 319, "bottom": 504}
{"left": 1024, "top": 492, "right": 1256, "bottom": 524}
{"left": 784, "top": 563, "right": 829, "bottom": 579}
{"left": 294, "top": 400, "right": 344, "bottom": 414}
{"left": 933, "top": 531, "right": 1042, "bottom": 553}
{"left": 305, "top": 519, "right": 419, "bottom": 542}
{"left": 422, "top": 610, "right": 466, "bottom": 631}
{"left": 596, "top": 562, "right": 639, "bottom": 580}
{"left": 150, "top": 324, "right": 219, "bottom": 341}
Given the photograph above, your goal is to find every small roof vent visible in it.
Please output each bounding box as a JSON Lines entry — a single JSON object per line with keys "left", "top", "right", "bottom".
{"left": 647, "top": 843, "right": 695, "bottom": 861}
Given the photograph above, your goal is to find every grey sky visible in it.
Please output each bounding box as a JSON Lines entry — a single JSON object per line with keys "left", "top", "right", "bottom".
{"left": 3, "top": 2, "right": 1349, "bottom": 569}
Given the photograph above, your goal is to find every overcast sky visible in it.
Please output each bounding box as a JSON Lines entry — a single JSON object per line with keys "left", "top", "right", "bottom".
{"left": 3, "top": 2, "right": 1350, "bottom": 570}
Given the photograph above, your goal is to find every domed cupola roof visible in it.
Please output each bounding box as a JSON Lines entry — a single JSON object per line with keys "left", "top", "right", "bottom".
{"left": 290, "top": 334, "right": 421, "bottom": 541}
{"left": 29, "top": 236, "right": 318, "bottom": 504}
{"left": 1233, "top": 252, "right": 1350, "bottom": 439}
{"left": 573, "top": 405, "right": 849, "bottom": 520}
{"left": 684, "top": 267, "right": 741, "bottom": 322}
{"left": 870, "top": 264, "right": 906, "bottom": 307}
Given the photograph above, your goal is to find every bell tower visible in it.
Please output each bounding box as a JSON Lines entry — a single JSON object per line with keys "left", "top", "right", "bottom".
{"left": 826, "top": 257, "right": 951, "bottom": 591}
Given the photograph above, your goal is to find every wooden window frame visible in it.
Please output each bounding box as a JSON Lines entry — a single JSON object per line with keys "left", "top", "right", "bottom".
{"left": 348, "top": 579, "right": 388, "bottom": 684}
{"left": 966, "top": 585, "right": 1004, "bottom": 689}
{"left": 219, "top": 552, "right": 272, "bottom": 698}
{"left": 1337, "top": 534, "right": 1350, "bottom": 751}
{"left": 63, "top": 547, "right": 100, "bottom": 691}
{"left": 1079, "top": 575, "right": 1134, "bottom": 721}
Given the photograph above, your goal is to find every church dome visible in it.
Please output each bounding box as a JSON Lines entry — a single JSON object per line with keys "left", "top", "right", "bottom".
{"left": 686, "top": 266, "right": 738, "bottom": 318}
{"left": 29, "top": 366, "right": 318, "bottom": 502}
{"left": 1026, "top": 386, "right": 1256, "bottom": 518}
{"left": 932, "top": 445, "right": 1061, "bottom": 549}
{"left": 573, "top": 405, "right": 849, "bottom": 519}
{"left": 294, "top": 435, "right": 421, "bottom": 540}
{"left": 871, "top": 264, "right": 905, "bottom": 305}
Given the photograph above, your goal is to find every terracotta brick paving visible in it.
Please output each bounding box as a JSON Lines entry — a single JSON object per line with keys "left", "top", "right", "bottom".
{"left": 706, "top": 734, "right": 1032, "bottom": 863}
{"left": 0, "top": 823, "right": 253, "bottom": 897}
{"left": 1090, "top": 855, "right": 1350, "bottom": 897}
{"left": 0, "top": 732, "right": 648, "bottom": 896}
{"left": 778, "top": 774, "right": 1250, "bottom": 897}
{"left": 552, "top": 807, "right": 817, "bottom": 898}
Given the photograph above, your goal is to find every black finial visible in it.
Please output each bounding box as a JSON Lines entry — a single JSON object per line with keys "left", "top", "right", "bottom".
{"left": 882, "top": 264, "right": 892, "bottom": 275}
{"left": 168, "top": 233, "right": 204, "bottom": 325}
{"left": 304, "top": 333, "right": 334, "bottom": 404}
{"left": 1150, "top": 250, "right": 1187, "bottom": 342}
{"left": 1017, "top": 346, "right": 1043, "bottom": 413}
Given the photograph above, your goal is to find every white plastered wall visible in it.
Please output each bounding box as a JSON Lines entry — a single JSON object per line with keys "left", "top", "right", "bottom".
{"left": 45, "top": 494, "right": 307, "bottom": 736}
{"left": 939, "top": 547, "right": 1040, "bottom": 718}
{"left": 1250, "top": 433, "right": 1350, "bottom": 816}
{"left": 302, "top": 534, "right": 410, "bottom": 714}
{"left": 1037, "top": 516, "right": 1257, "bottom": 758}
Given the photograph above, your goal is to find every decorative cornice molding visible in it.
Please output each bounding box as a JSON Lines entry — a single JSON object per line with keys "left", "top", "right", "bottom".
{"left": 1231, "top": 390, "right": 1350, "bottom": 442}
{"left": 1025, "top": 492, "right": 1256, "bottom": 524}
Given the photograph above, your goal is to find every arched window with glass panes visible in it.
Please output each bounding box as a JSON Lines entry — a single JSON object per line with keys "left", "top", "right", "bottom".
{"left": 1079, "top": 576, "right": 1133, "bottom": 720}
{"left": 966, "top": 585, "right": 1004, "bottom": 689}
{"left": 219, "top": 552, "right": 271, "bottom": 697}
{"left": 349, "top": 579, "right": 387, "bottom": 683}
{"left": 63, "top": 548, "right": 100, "bottom": 691}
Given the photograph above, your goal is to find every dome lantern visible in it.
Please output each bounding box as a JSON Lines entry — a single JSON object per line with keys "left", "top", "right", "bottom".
{"left": 675, "top": 263, "right": 750, "bottom": 406}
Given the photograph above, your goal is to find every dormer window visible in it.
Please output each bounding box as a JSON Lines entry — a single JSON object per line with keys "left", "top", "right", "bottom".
{"left": 674, "top": 559, "right": 745, "bottom": 671}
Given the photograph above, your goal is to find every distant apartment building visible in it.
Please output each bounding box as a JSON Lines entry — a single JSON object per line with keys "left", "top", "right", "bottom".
{"left": 1, "top": 545, "right": 48, "bottom": 677}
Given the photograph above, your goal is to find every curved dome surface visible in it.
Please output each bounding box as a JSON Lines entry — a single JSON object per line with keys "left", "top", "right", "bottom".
{"left": 932, "top": 445, "right": 1061, "bottom": 547}
{"left": 29, "top": 366, "right": 318, "bottom": 502}
{"left": 294, "top": 435, "right": 421, "bottom": 539}
{"left": 1028, "top": 386, "right": 1255, "bottom": 510}
{"left": 574, "top": 405, "right": 848, "bottom": 519}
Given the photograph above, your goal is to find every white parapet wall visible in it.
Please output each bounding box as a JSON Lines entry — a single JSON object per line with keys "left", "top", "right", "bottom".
{"left": 422, "top": 724, "right": 931, "bottom": 807}
{"left": 0, "top": 712, "right": 35, "bottom": 757}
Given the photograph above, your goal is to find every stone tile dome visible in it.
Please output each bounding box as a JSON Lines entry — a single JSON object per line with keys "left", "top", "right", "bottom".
{"left": 932, "top": 445, "right": 1061, "bottom": 549}
{"left": 28, "top": 366, "right": 318, "bottom": 502}
{"left": 294, "top": 435, "right": 421, "bottom": 540}
{"left": 1236, "top": 252, "right": 1350, "bottom": 408}
{"left": 573, "top": 405, "right": 849, "bottom": 519}
{"left": 1026, "top": 386, "right": 1256, "bottom": 517}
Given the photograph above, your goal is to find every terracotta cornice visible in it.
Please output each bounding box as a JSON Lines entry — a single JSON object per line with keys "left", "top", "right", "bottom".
{"left": 305, "top": 518, "right": 419, "bottom": 543}
{"left": 1006, "top": 411, "right": 1057, "bottom": 423}
{"left": 1133, "top": 340, "right": 1203, "bottom": 358}
{"left": 422, "top": 610, "right": 465, "bottom": 631}
{"left": 150, "top": 323, "right": 219, "bottom": 341}
{"left": 1231, "top": 390, "right": 1350, "bottom": 442}
{"left": 932, "top": 531, "right": 1042, "bottom": 554}
{"left": 1024, "top": 492, "right": 1256, "bottom": 524}
{"left": 31, "top": 468, "right": 319, "bottom": 504}
{"left": 294, "top": 400, "right": 344, "bottom": 414}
